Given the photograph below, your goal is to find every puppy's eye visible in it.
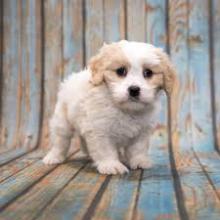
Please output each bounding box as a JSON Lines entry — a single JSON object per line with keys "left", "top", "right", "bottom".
{"left": 143, "top": 69, "right": 154, "bottom": 78}
{"left": 116, "top": 67, "right": 127, "bottom": 77}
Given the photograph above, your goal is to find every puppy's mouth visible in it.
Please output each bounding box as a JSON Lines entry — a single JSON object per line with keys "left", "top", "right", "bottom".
{"left": 128, "top": 96, "right": 140, "bottom": 102}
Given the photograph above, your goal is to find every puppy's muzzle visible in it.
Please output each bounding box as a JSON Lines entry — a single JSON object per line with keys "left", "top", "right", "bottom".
{"left": 128, "top": 86, "right": 140, "bottom": 98}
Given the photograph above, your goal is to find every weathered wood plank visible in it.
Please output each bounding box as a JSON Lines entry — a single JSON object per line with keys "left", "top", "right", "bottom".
{"left": 92, "top": 146, "right": 179, "bottom": 220}
{"left": 134, "top": 146, "right": 179, "bottom": 219}
{"left": 63, "top": 0, "right": 83, "bottom": 76}
{"left": 169, "top": 0, "right": 191, "bottom": 152}
{"left": 194, "top": 151, "right": 220, "bottom": 199}
{"left": 0, "top": 161, "right": 55, "bottom": 210}
{"left": 85, "top": 0, "right": 104, "bottom": 61}
{"left": 91, "top": 171, "right": 141, "bottom": 220}
{"left": 1, "top": 0, "right": 42, "bottom": 149}
{"left": 36, "top": 165, "right": 107, "bottom": 220}
{"left": 40, "top": 0, "right": 63, "bottom": 148}
{"left": 0, "top": 150, "right": 78, "bottom": 210}
{"left": 126, "top": 0, "right": 145, "bottom": 41}
{"left": 103, "top": 0, "right": 125, "bottom": 42}
{"left": 0, "top": 155, "right": 86, "bottom": 220}
{"left": 190, "top": 1, "right": 220, "bottom": 197}
{"left": 146, "top": 0, "right": 167, "bottom": 48}
{"left": 0, "top": 148, "right": 29, "bottom": 166}
{"left": 174, "top": 150, "right": 220, "bottom": 219}
{"left": 212, "top": 0, "right": 220, "bottom": 151}
{"left": 168, "top": 1, "right": 192, "bottom": 217}
{"left": 188, "top": 0, "right": 214, "bottom": 152}
{"left": 168, "top": 1, "right": 220, "bottom": 218}
{"left": 1, "top": 0, "right": 22, "bottom": 148}
{"left": 0, "top": 150, "right": 44, "bottom": 183}
{"left": 19, "top": 0, "right": 42, "bottom": 149}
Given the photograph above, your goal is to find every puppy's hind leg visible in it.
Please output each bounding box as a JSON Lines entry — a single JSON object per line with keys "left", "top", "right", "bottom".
{"left": 43, "top": 103, "right": 73, "bottom": 165}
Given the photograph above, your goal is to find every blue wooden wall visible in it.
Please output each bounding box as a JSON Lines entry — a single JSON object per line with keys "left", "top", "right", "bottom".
{"left": 0, "top": 0, "right": 219, "bottom": 156}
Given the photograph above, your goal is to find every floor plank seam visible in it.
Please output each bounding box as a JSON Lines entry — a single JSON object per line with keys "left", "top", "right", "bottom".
{"left": 168, "top": 138, "right": 189, "bottom": 220}
{"left": 131, "top": 170, "right": 143, "bottom": 220}
{"left": 169, "top": 154, "right": 189, "bottom": 220}
{"left": 37, "top": 0, "right": 46, "bottom": 149}
{"left": 0, "top": 159, "right": 39, "bottom": 184}
{"left": 33, "top": 163, "right": 88, "bottom": 220}
{"left": 192, "top": 149, "right": 220, "bottom": 201}
{"left": 0, "top": 164, "right": 59, "bottom": 212}
{"left": 0, "top": 149, "right": 34, "bottom": 167}
{"left": 82, "top": 175, "right": 111, "bottom": 220}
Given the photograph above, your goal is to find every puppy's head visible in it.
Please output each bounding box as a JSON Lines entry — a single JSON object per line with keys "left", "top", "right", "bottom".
{"left": 89, "top": 40, "right": 177, "bottom": 111}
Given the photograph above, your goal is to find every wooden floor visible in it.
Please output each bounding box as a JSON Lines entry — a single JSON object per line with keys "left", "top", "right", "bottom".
{"left": 1, "top": 144, "right": 220, "bottom": 220}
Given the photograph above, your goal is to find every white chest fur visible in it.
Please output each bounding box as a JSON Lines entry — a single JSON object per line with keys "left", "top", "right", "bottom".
{"left": 70, "top": 85, "right": 156, "bottom": 148}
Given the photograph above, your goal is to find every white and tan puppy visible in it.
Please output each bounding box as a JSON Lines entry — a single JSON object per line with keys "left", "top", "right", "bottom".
{"left": 43, "top": 40, "right": 176, "bottom": 175}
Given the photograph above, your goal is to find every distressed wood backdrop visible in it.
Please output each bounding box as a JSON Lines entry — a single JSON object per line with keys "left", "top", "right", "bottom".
{"left": 1, "top": 1, "right": 220, "bottom": 219}
{"left": 0, "top": 0, "right": 219, "bottom": 155}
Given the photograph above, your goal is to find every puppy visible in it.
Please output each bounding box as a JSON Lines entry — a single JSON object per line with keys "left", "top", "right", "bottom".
{"left": 43, "top": 40, "right": 176, "bottom": 175}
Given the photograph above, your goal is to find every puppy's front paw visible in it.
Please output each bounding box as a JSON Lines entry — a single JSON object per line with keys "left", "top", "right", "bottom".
{"left": 43, "top": 151, "right": 66, "bottom": 165}
{"left": 129, "top": 155, "right": 152, "bottom": 170}
{"left": 96, "top": 160, "right": 129, "bottom": 175}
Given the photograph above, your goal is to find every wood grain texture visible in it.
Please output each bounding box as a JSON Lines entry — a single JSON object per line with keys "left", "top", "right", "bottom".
{"left": 0, "top": 150, "right": 44, "bottom": 183}
{"left": 212, "top": 0, "right": 220, "bottom": 151}
{"left": 91, "top": 171, "right": 141, "bottom": 220}
{"left": 169, "top": 0, "right": 191, "bottom": 153}
{"left": 1, "top": 0, "right": 41, "bottom": 148}
{"left": 103, "top": 0, "right": 125, "bottom": 42}
{"left": 174, "top": 149, "right": 220, "bottom": 219}
{"left": 1, "top": 0, "right": 42, "bottom": 149}
{"left": 168, "top": 1, "right": 220, "bottom": 218}
{"left": 135, "top": 144, "right": 179, "bottom": 220}
{"left": 85, "top": 0, "right": 104, "bottom": 62}
{"left": 92, "top": 146, "right": 179, "bottom": 220}
{"left": 0, "top": 149, "right": 78, "bottom": 211}
{"left": 19, "top": 0, "right": 42, "bottom": 149}
{"left": 40, "top": 0, "right": 63, "bottom": 148}
{"left": 126, "top": 0, "right": 145, "bottom": 41}
{"left": 0, "top": 155, "right": 86, "bottom": 220}
{"left": 36, "top": 165, "right": 107, "bottom": 220}
{"left": 1, "top": 0, "right": 21, "bottom": 149}
{"left": 194, "top": 151, "right": 220, "bottom": 199}
{"left": 0, "top": 148, "right": 29, "bottom": 166}
{"left": 188, "top": 0, "right": 214, "bottom": 152}
{"left": 0, "top": 160, "right": 56, "bottom": 210}
{"left": 63, "top": 0, "right": 83, "bottom": 76}
{"left": 146, "top": 0, "right": 167, "bottom": 48}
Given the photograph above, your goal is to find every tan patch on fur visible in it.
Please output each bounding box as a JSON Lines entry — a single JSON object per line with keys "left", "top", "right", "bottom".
{"left": 88, "top": 43, "right": 130, "bottom": 85}
{"left": 155, "top": 49, "right": 178, "bottom": 97}
{"left": 145, "top": 71, "right": 163, "bottom": 89}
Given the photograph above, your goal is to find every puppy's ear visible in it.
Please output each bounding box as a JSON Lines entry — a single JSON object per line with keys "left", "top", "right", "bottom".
{"left": 89, "top": 43, "right": 111, "bottom": 85}
{"left": 88, "top": 53, "right": 104, "bottom": 85}
{"left": 156, "top": 49, "right": 178, "bottom": 97}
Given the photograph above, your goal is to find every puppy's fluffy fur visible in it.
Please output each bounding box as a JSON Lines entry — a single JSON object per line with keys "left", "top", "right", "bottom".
{"left": 43, "top": 40, "right": 176, "bottom": 175}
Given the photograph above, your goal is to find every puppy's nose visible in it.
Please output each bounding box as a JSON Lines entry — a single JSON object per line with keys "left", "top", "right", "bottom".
{"left": 128, "top": 86, "right": 140, "bottom": 97}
